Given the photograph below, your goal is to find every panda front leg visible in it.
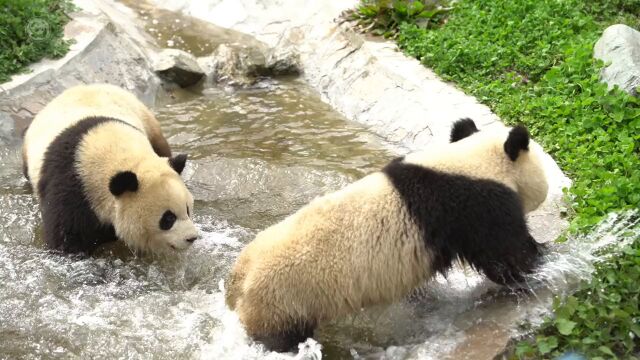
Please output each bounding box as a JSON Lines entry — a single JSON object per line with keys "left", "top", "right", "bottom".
{"left": 479, "top": 231, "right": 546, "bottom": 287}
{"left": 41, "top": 201, "right": 85, "bottom": 253}
{"left": 40, "top": 192, "right": 116, "bottom": 254}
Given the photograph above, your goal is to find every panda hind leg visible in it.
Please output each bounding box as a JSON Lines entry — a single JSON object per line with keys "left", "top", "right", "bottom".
{"left": 254, "top": 321, "right": 316, "bottom": 353}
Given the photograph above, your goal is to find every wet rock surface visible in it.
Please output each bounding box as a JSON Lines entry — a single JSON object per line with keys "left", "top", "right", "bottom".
{"left": 198, "top": 43, "right": 268, "bottom": 87}
{"left": 0, "top": 113, "right": 15, "bottom": 147}
{"left": 594, "top": 24, "right": 640, "bottom": 97}
{"left": 153, "top": 48, "right": 205, "bottom": 87}
{"left": 265, "top": 29, "right": 302, "bottom": 76}
{"left": 197, "top": 42, "right": 301, "bottom": 87}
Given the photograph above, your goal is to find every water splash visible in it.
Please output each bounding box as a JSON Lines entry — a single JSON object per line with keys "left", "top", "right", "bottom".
{"left": 201, "top": 280, "right": 324, "bottom": 360}
{"left": 530, "top": 210, "right": 640, "bottom": 296}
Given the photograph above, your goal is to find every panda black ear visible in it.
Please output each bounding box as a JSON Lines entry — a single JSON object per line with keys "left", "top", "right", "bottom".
{"left": 169, "top": 154, "right": 188, "bottom": 175}
{"left": 109, "top": 171, "right": 139, "bottom": 196}
{"left": 504, "top": 125, "right": 530, "bottom": 161}
{"left": 450, "top": 118, "right": 479, "bottom": 142}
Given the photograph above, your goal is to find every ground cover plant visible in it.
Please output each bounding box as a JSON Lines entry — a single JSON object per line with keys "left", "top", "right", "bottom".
{"left": 0, "top": 0, "right": 75, "bottom": 83}
{"left": 341, "top": 0, "right": 452, "bottom": 38}
{"left": 356, "top": 0, "right": 640, "bottom": 357}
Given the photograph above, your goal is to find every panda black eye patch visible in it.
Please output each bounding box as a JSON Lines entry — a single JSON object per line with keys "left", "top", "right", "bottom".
{"left": 160, "top": 210, "right": 177, "bottom": 230}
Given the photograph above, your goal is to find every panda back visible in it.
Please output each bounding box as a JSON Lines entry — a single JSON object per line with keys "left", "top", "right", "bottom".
{"left": 24, "top": 84, "right": 155, "bottom": 189}
{"left": 383, "top": 158, "right": 543, "bottom": 285}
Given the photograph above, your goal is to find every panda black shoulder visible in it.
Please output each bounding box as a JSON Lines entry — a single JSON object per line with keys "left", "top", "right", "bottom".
{"left": 382, "top": 160, "right": 543, "bottom": 285}
{"left": 38, "top": 116, "right": 137, "bottom": 253}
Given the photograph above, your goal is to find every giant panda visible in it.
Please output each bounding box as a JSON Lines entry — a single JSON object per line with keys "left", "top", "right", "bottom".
{"left": 22, "top": 84, "right": 198, "bottom": 254}
{"left": 225, "top": 118, "right": 549, "bottom": 351}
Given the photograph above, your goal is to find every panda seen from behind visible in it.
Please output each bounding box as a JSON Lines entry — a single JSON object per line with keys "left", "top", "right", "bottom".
{"left": 225, "top": 118, "right": 550, "bottom": 351}
{"left": 22, "top": 84, "right": 198, "bottom": 254}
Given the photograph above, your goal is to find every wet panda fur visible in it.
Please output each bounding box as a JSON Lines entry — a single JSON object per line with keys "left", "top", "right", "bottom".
{"left": 22, "top": 84, "right": 198, "bottom": 254}
{"left": 225, "top": 118, "right": 549, "bottom": 351}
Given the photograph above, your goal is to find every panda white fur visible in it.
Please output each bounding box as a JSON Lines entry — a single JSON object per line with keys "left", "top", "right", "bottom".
{"left": 225, "top": 118, "right": 549, "bottom": 351}
{"left": 22, "top": 84, "right": 198, "bottom": 254}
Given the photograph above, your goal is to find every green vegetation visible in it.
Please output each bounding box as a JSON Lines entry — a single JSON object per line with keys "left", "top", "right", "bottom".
{"left": 0, "top": 0, "right": 75, "bottom": 83}
{"left": 341, "top": 0, "right": 452, "bottom": 39}
{"left": 351, "top": 0, "right": 640, "bottom": 357}
{"left": 397, "top": 0, "right": 640, "bottom": 233}
{"left": 515, "top": 242, "right": 640, "bottom": 359}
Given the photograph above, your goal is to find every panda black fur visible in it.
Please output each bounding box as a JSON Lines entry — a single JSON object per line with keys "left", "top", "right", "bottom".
{"left": 22, "top": 84, "right": 198, "bottom": 254}
{"left": 225, "top": 118, "right": 549, "bottom": 351}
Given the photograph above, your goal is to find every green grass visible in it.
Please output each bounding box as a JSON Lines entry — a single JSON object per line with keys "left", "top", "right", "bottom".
{"left": 384, "top": 0, "right": 640, "bottom": 358}
{"left": 0, "top": 0, "right": 75, "bottom": 83}
{"left": 515, "top": 242, "right": 640, "bottom": 359}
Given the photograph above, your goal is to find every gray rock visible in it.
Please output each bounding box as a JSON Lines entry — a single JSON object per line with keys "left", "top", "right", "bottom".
{"left": 265, "top": 27, "right": 303, "bottom": 76}
{"left": 153, "top": 48, "right": 205, "bottom": 87}
{"left": 0, "top": 8, "right": 161, "bottom": 138}
{"left": 266, "top": 48, "right": 301, "bottom": 76}
{"left": 0, "top": 113, "right": 15, "bottom": 147}
{"left": 198, "top": 43, "right": 270, "bottom": 87}
{"left": 594, "top": 24, "right": 640, "bottom": 96}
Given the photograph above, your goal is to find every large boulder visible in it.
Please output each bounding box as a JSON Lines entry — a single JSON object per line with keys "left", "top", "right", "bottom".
{"left": 153, "top": 48, "right": 205, "bottom": 87}
{"left": 198, "top": 41, "right": 301, "bottom": 87}
{"left": 0, "top": 8, "right": 161, "bottom": 139}
{"left": 594, "top": 24, "right": 640, "bottom": 97}
{"left": 198, "top": 43, "right": 269, "bottom": 87}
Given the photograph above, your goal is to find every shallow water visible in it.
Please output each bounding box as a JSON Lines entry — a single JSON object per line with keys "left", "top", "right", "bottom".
{"left": 118, "top": 0, "right": 257, "bottom": 56}
{"left": 4, "top": 78, "right": 638, "bottom": 360}
{"left": 0, "top": 77, "right": 395, "bottom": 359}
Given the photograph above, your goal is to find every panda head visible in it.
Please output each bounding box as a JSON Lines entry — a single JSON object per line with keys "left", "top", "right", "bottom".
{"left": 108, "top": 154, "right": 198, "bottom": 252}
{"left": 449, "top": 118, "right": 549, "bottom": 213}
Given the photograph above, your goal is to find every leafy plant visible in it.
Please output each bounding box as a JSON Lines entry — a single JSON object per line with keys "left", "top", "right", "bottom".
{"left": 384, "top": 0, "right": 640, "bottom": 357}
{"left": 516, "top": 241, "right": 640, "bottom": 359}
{"left": 0, "top": 0, "right": 75, "bottom": 83}
{"left": 341, "top": 0, "right": 452, "bottom": 39}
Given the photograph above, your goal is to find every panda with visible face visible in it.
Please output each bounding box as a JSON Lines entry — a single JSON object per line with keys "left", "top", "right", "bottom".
{"left": 225, "top": 118, "right": 550, "bottom": 351}
{"left": 22, "top": 84, "right": 198, "bottom": 254}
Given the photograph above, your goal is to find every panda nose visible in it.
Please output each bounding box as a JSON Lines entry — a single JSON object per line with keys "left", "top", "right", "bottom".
{"left": 186, "top": 237, "right": 197, "bottom": 243}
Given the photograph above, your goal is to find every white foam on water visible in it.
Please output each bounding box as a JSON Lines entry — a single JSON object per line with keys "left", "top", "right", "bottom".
{"left": 197, "top": 280, "right": 325, "bottom": 360}
{"left": 530, "top": 210, "right": 640, "bottom": 295}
